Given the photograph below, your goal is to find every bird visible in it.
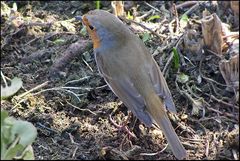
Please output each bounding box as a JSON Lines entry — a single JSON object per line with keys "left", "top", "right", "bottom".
{"left": 76, "top": 9, "right": 187, "bottom": 159}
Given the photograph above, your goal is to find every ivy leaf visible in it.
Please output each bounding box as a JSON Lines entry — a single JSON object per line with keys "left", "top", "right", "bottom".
{"left": 3, "top": 144, "right": 24, "bottom": 160}
{"left": 142, "top": 32, "right": 151, "bottom": 42}
{"left": 22, "top": 146, "right": 35, "bottom": 160}
{"left": 176, "top": 73, "right": 189, "bottom": 84}
{"left": 11, "top": 120, "right": 37, "bottom": 147}
{"left": 1, "top": 77, "right": 22, "bottom": 100}
{"left": 1, "top": 111, "right": 37, "bottom": 160}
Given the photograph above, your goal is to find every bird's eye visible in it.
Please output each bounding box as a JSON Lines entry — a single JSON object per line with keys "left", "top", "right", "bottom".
{"left": 89, "top": 25, "right": 94, "bottom": 30}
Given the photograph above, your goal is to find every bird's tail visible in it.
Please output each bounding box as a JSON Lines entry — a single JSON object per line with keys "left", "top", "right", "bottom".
{"left": 146, "top": 94, "right": 187, "bottom": 160}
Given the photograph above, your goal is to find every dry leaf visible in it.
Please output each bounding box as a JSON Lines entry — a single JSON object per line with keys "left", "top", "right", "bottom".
{"left": 230, "top": 1, "right": 239, "bottom": 26}
{"left": 111, "top": 1, "right": 125, "bottom": 17}
{"left": 183, "top": 29, "right": 203, "bottom": 54}
{"left": 219, "top": 54, "right": 239, "bottom": 93}
{"left": 202, "top": 13, "right": 223, "bottom": 55}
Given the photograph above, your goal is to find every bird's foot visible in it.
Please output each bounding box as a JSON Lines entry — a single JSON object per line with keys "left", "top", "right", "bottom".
{"left": 109, "top": 113, "right": 136, "bottom": 138}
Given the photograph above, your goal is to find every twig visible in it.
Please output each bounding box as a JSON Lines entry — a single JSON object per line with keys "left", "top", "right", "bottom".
{"left": 176, "top": 78, "right": 238, "bottom": 120}
{"left": 143, "top": 1, "right": 162, "bottom": 13}
{"left": 140, "top": 143, "right": 168, "bottom": 156}
{"left": 23, "top": 22, "right": 52, "bottom": 27}
{"left": 206, "top": 106, "right": 237, "bottom": 120}
{"left": 152, "top": 41, "right": 175, "bottom": 57}
{"left": 32, "top": 87, "right": 82, "bottom": 103}
{"left": 119, "top": 16, "right": 166, "bottom": 39}
{"left": 67, "top": 132, "right": 80, "bottom": 145}
{"left": 1, "top": 71, "right": 8, "bottom": 87}
{"left": 136, "top": 9, "right": 154, "bottom": 20}
{"left": 72, "top": 146, "right": 78, "bottom": 158}
{"left": 176, "top": 1, "right": 198, "bottom": 10}
{"left": 181, "top": 137, "right": 205, "bottom": 142}
{"left": 198, "top": 116, "right": 235, "bottom": 123}
{"left": 232, "top": 149, "right": 238, "bottom": 160}
{"left": 205, "top": 49, "right": 222, "bottom": 59}
{"left": 64, "top": 76, "right": 91, "bottom": 85}
{"left": 24, "top": 37, "right": 40, "bottom": 46}
{"left": 162, "top": 34, "right": 184, "bottom": 76}
{"left": 95, "top": 84, "right": 108, "bottom": 90}
{"left": 82, "top": 58, "right": 93, "bottom": 72}
{"left": 163, "top": 51, "right": 174, "bottom": 76}
{"left": 180, "top": 1, "right": 204, "bottom": 19}
{"left": 36, "top": 122, "right": 59, "bottom": 134}
{"left": 205, "top": 92, "right": 239, "bottom": 110}
{"left": 173, "top": 3, "right": 179, "bottom": 35}
{"left": 199, "top": 56, "right": 229, "bottom": 87}
{"left": 119, "top": 133, "right": 133, "bottom": 152}
{"left": 66, "top": 100, "right": 97, "bottom": 115}
{"left": 205, "top": 138, "right": 209, "bottom": 158}
{"left": 17, "top": 81, "right": 49, "bottom": 99}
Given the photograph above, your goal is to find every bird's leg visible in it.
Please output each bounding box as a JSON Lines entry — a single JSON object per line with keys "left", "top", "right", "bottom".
{"left": 109, "top": 111, "right": 136, "bottom": 138}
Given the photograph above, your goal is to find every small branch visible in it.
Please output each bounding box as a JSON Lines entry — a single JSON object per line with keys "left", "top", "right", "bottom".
{"left": 119, "top": 16, "right": 166, "bottom": 39}
{"left": 180, "top": 1, "right": 203, "bottom": 19}
{"left": 163, "top": 51, "right": 174, "bottom": 76}
{"left": 173, "top": 3, "right": 179, "bottom": 34}
{"left": 176, "top": 1, "right": 198, "bottom": 10}
{"left": 143, "top": 1, "right": 161, "bottom": 13}
{"left": 66, "top": 101, "right": 97, "bottom": 115}
{"left": 17, "top": 81, "right": 49, "bottom": 99}
{"left": 1, "top": 71, "right": 8, "bottom": 87}
{"left": 82, "top": 58, "right": 93, "bottom": 72}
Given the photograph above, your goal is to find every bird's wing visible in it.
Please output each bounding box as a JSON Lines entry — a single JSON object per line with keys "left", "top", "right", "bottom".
{"left": 148, "top": 58, "right": 177, "bottom": 113}
{"left": 95, "top": 52, "right": 153, "bottom": 127}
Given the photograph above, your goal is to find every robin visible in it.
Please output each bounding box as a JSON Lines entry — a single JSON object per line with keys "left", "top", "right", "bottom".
{"left": 76, "top": 9, "right": 187, "bottom": 159}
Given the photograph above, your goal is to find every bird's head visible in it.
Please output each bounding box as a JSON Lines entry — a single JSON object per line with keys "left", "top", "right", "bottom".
{"left": 76, "top": 10, "right": 130, "bottom": 50}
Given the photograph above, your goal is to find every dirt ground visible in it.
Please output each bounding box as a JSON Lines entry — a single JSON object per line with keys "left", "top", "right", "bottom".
{"left": 1, "top": 1, "right": 239, "bottom": 160}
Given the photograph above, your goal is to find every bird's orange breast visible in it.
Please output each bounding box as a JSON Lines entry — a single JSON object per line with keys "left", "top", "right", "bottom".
{"left": 82, "top": 15, "right": 100, "bottom": 49}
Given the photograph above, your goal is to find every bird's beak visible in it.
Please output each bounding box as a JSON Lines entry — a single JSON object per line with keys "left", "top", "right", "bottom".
{"left": 75, "top": 16, "right": 82, "bottom": 22}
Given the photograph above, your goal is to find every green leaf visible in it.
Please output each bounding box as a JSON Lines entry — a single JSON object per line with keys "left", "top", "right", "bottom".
{"left": 11, "top": 120, "right": 37, "bottom": 147}
{"left": 1, "top": 111, "right": 15, "bottom": 146}
{"left": 180, "top": 14, "right": 189, "bottom": 28}
{"left": 1, "top": 111, "right": 8, "bottom": 127}
{"left": 95, "top": 1, "right": 100, "bottom": 9}
{"left": 176, "top": 73, "right": 189, "bottom": 83}
{"left": 3, "top": 144, "right": 24, "bottom": 160}
{"left": 80, "top": 26, "right": 87, "bottom": 36}
{"left": 172, "top": 47, "right": 180, "bottom": 70}
{"left": 142, "top": 32, "right": 150, "bottom": 42}
{"left": 53, "top": 38, "right": 65, "bottom": 45}
{"left": 1, "top": 111, "right": 37, "bottom": 160}
{"left": 147, "top": 15, "right": 160, "bottom": 22}
{"left": 22, "top": 146, "right": 35, "bottom": 160}
{"left": 1, "top": 77, "right": 22, "bottom": 100}
{"left": 1, "top": 111, "right": 9, "bottom": 159}
{"left": 127, "top": 11, "right": 133, "bottom": 20}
